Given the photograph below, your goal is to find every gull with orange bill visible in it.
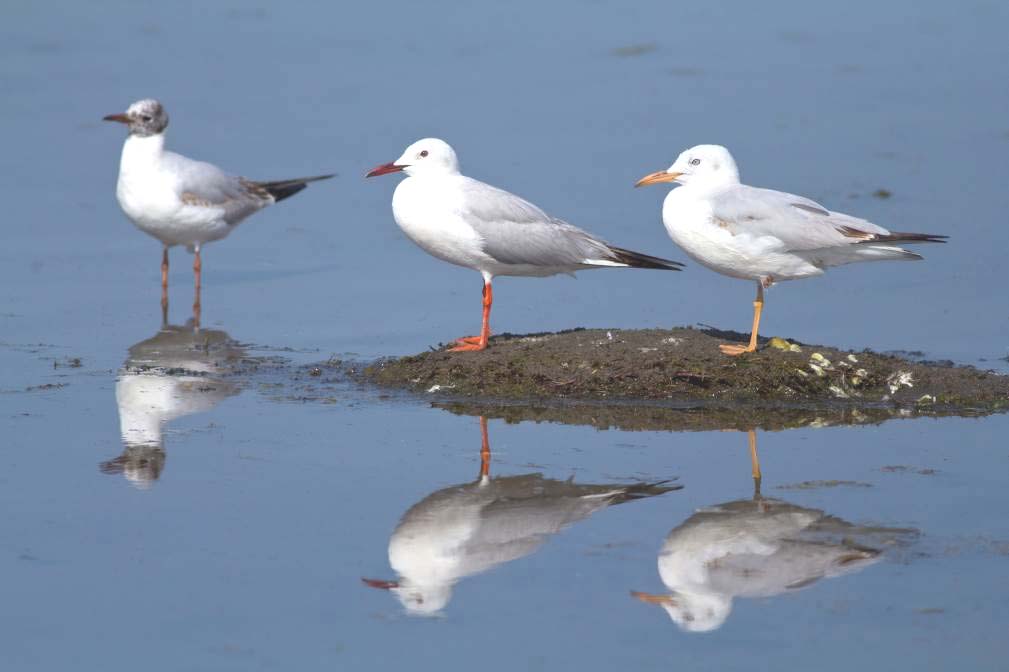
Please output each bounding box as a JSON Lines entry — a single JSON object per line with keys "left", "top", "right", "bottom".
{"left": 636, "top": 144, "right": 946, "bottom": 355}
{"left": 367, "top": 138, "right": 683, "bottom": 351}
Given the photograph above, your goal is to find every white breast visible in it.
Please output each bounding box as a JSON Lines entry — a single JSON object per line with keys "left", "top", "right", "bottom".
{"left": 116, "top": 136, "right": 176, "bottom": 228}
{"left": 115, "top": 135, "right": 230, "bottom": 247}
{"left": 391, "top": 175, "right": 489, "bottom": 271}
{"left": 661, "top": 188, "right": 763, "bottom": 281}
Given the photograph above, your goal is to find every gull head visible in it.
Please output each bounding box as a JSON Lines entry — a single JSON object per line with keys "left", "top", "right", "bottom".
{"left": 632, "top": 590, "right": 731, "bottom": 633}
{"left": 393, "top": 580, "right": 452, "bottom": 616}
{"left": 361, "top": 576, "right": 451, "bottom": 616}
{"left": 636, "top": 144, "right": 739, "bottom": 189}
{"left": 99, "top": 444, "right": 166, "bottom": 489}
{"left": 103, "top": 99, "right": 169, "bottom": 137}
{"left": 366, "top": 138, "right": 460, "bottom": 179}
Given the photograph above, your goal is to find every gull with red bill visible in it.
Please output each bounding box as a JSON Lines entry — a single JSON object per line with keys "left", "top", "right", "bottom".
{"left": 367, "top": 138, "right": 683, "bottom": 351}
{"left": 362, "top": 416, "right": 678, "bottom": 616}
{"left": 104, "top": 98, "right": 333, "bottom": 323}
{"left": 636, "top": 144, "right": 947, "bottom": 355}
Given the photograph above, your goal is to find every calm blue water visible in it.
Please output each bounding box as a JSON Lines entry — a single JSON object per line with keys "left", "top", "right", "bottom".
{"left": 1, "top": 1, "right": 1008, "bottom": 670}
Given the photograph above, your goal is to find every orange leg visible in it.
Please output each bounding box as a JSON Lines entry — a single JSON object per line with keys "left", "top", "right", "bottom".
{"left": 160, "top": 247, "right": 169, "bottom": 324}
{"left": 747, "top": 429, "right": 762, "bottom": 496}
{"left": 450, "top": 279, "right": 492, "bottom": 352}
{"left": 478, "top": 416, "right": 491, "bottom": 480}
{"left": 192, "top": 246, "right": 202, "bottom": 328}
{"left": 720, "top": 282, "right": 764, "bottom": 356}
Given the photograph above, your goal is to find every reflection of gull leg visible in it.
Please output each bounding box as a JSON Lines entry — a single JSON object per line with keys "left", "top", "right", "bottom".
{"left": 479, "top": 416, "right": 491, "bottom": 481}
{"left": 720, "top": 282, "right": 764, "bottom": 356}
{"left": 161, "top": 246, "right": 169, "bottom": 324}
{"left": 748, "top": 429, "right": 762, "bottom": 497}
{"left": 450, "top": 278, "right": 493, "bottom": 352}
{"left": 192, "top": 245, "right": 202, "bottom": 329}
{"left": 631, "top": 590, "right": 675, "bottom": 606}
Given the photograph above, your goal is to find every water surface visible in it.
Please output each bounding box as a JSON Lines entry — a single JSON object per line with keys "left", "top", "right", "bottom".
{"left": 1, "top": 1, "right": 1008, "bottom": 670}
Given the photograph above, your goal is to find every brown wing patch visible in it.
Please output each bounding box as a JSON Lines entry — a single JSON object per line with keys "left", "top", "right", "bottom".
{"left": 180, "top": 192, "right": 213, "bottom": 207}
{"left": 837, "top": 225, "right": 876, "bottom": 241}
{"left": 715, "top": 218, "right": 737, "bottom": 235}
{"left": 240, "top": 178, "right": 273, "bottom": 201}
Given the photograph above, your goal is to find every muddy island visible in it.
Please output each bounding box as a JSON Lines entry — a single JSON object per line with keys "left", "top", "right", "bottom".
{"left": 361, "top": 327, "right": 1009, "bottom": 413}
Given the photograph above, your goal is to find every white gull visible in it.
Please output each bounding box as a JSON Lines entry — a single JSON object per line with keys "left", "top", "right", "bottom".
{"left": 636, "top": 144, "right": 945, "bottom": 355}
{"left": 368, "top": 138, "right": 683, "bottom": 351}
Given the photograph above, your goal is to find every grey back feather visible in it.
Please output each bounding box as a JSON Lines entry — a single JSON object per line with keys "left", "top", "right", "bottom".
{"left": 710, "top": 184, "right": 891, "bottom": 252}
{"left": 162, "top": 151, "right": 269, "bottom": 222}
{"left": 457, "top": 177, "right": 615, "bottom": 266}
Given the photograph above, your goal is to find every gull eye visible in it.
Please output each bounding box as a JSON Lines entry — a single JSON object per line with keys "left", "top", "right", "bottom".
{"left": 689, "top": 158, "right": 701, "bottom": 166}
{"left": 419, "top": 150, "right": 429, "bottom": 158}
{"left": 141, "top": 115, "right": 152, "bottom": 122}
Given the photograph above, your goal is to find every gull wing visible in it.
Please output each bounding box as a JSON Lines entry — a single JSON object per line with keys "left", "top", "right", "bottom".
{"left": 161, "top": 151, "right": 268, "bottom": 222}
{"left": 456, "top": 177, "right": 616, "bottom": 267}
{"left": 711, "top": 185, "right": 946, "bottom": 252}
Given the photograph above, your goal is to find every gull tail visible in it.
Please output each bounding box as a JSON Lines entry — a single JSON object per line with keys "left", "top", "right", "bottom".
{"left": 603, "top": 480, "right": 683, "bottom": 505}
{"left": 606, "top": 245, "right": 685, "bottom": 271}
{"left": 840, "top": 226, "right": 948, "bottom": 246}
{"left": 252, "top": 174, "right": 335, "bottom": 202}
{"left": 866, "top": 231, "right": 948, "bottom": 245}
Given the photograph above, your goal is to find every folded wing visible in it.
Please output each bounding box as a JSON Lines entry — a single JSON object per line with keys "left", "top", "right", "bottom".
{"left": 711, "top": 185, "right": 946, "bottom": 254}
{"left": 459, "top": 177, "right": 681, "bottom": 269}
{"left": 162, "top": 151, "right": 270, "bottom": 223}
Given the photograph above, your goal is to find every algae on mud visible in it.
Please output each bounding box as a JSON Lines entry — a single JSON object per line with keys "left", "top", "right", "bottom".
{"left": 362, "top": 327, "right": 1009, "bottom": 411}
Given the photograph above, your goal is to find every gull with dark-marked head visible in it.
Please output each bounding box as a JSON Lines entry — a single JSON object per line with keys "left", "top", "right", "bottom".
{"left": 104, "top": 98, "right": 334, "bottom": 323}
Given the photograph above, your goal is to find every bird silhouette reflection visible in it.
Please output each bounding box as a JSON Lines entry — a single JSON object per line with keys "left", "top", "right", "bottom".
{"left": 632, "top": 430, "right": 918, "bottom": 632}
{"left": 364, "top": 416, "right": 680, "bottom": 615}
{"left": 100, "top": 320, "right": 244, "bottom": 488}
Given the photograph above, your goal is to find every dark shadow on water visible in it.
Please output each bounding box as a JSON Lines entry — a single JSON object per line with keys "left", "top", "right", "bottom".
{"left": 362, "top": 416, "right": 682, "bottom": 616}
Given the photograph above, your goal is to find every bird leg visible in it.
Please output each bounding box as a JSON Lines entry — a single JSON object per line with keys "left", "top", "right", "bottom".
{"left": 478, "top": 416, "right": 491, "bottom": 481}
{"left": 160, "top": 247, "right": 169, "bottom": 325}
{"left": 450, "top": 280, "right": 492, "bottom": 351}
{"left": 630, "top": 591, "right": 675, "bottom": 606}
{"left": 720, "top": 282, "right": 764, "bottom": 356}
{"left": 747, "top": 429, "right": 762, "bottom": 497}
{"left": 192, "top": 246, "right": 202, "bottom": 329}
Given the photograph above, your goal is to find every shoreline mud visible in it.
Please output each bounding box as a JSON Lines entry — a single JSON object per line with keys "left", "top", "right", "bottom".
{"left": 359, "top": 328, "right": 1009, "bottom": 415}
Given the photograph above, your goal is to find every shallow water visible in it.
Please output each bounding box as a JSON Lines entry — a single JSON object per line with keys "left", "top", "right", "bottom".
{"left": 2, "top": 1, "right": 1008, "bottom": 670}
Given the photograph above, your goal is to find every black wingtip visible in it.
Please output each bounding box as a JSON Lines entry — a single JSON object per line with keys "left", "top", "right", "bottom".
{"left": 254, "top": 174, "right": 336, "bottom": 202}
{"left": 605, "top": 480, "right": 684, "bottom": 506}
{"left": 608, "top": 246, "right": 685, "bottom": 271}
{"left": 263, "top": 182, "right": 307, "bottom": 202}
{"left": 878, "top": 232, "right": 949, "bottom": 244}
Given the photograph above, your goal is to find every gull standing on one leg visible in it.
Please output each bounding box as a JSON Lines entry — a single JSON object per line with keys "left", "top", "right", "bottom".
{"left": 636, "top": 144, "right": 946, "bottom": 356}
{"left": 104, "top": 99, "right": 334, "bottom": 323}
{"left": 367, "top": 138, "right": 683, "bottom": 351}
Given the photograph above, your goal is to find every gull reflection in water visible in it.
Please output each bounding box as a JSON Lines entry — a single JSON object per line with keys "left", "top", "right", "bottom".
{"left": 633, "top": 430, "right": 918, "bottom": 633}
{"left": 100, "top": 321, "right": 244, "bottom": 488}
{"left": 364, "top": 416, "right": 681, "bottom": 616}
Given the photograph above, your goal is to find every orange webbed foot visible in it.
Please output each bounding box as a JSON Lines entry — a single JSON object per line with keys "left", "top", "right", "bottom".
{"left": 449, "top": 341, "right": 488, "bottom": 352}
{"left": 719, "top": 343, "right": 756, "bottom": 356}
